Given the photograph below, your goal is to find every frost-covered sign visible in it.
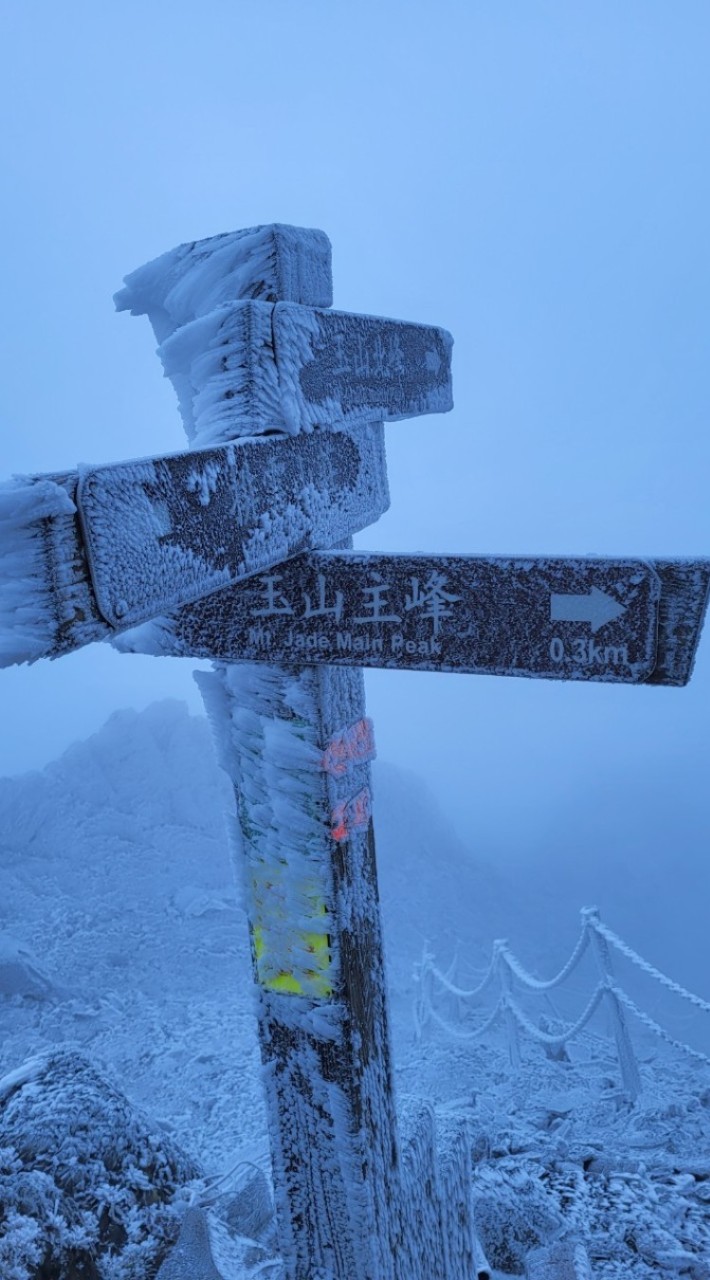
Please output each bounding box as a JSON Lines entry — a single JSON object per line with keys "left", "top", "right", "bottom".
{"left": 0, "top": 307, "right": 456, "bottom": 664}
{"left": 127, "top": 551, "right": 710, "bottom": 688}
{"left": 0, "top": 422, "right": 389, "bottom": 661}
{"left": 76, "top": 424, "right": 389, "bottom": 628}
{"left": 159, "top": 301, "right": 453, "bottom": 439}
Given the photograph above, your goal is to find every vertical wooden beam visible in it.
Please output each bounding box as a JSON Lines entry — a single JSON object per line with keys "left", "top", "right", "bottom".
{"left": 398, "top": 1104, "right": 486, "bottom": 1280}
{"left": 117, "top": 226, "right": 400, "bottom": 1279}
{"left": 398, "top": 1103, "right": 444, "bottom": 1280}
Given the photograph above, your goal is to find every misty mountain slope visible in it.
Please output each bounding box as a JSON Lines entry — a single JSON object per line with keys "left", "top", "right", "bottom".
{"left": 526, "top": 753, "right": 710, "bottom": 1002}
{"left": 0, "top": 699, "right": 526, "bottom": 1168}
{"left": 373, "top": 759, "right": 537, "bottom": 1002}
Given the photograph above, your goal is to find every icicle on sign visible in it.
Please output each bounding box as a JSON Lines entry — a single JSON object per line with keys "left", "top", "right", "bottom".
{"left": 157, "top": 300, "right": 453, "bottom": 436}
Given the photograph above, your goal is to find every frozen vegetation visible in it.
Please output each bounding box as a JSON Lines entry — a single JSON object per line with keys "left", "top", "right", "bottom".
{"left": 0, "top": 700, "right": 708, "bottom": 1277}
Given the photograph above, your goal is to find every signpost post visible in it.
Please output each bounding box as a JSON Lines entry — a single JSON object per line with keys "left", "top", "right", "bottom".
{"left": 113, "top": 226, "right": 448, "bottom": 1280}
{"left": 1, "top": 221, "right": 709, "bottom": 1280}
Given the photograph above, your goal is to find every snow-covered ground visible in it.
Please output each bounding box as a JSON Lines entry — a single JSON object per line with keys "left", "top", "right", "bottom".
{"left": 1, "top": 700, "right": 708, "bottom": 1276}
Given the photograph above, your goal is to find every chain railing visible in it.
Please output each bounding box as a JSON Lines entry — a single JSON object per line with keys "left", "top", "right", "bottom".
{"left": 414, "top": 907, "right": 710, "bottom": 1099}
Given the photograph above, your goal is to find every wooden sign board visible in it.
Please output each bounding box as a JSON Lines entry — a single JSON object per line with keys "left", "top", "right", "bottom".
{"left": 127, "top": 552, "right": 710, "bottom": 687}
{"left": 160, "top": 301, "right": 453, "bottom": 440}
{"left": 78, "top": 425, "right": 389, "bottom": 627}
{"left": 1, "top": 423, "right": 388, "bottom": 665}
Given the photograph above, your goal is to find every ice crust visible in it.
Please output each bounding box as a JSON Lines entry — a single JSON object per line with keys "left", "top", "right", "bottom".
{"left": 0, "top": 477, "right": 76, "bottom": 667}
{"left": 115, "top": 225, "right": 333, "bottom": 443}
{"left": 73, "top": 423, "right": 388, "bottom": 630}
{"left": 157, "top": 300, "right": 453, "bottom": 448}
{"left": 78, "top": 454, "right": 232, "bottom": 627}
{"left": 197, "top": 662, "right": 336, "bottom": 997}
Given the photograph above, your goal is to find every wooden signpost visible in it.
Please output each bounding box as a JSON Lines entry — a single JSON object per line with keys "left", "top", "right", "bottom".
{"left": 113, "top": 227, "right": 438, "bottom": 1280}
{"left": 2, "top": 221, "right": 709, "bottom": 1280}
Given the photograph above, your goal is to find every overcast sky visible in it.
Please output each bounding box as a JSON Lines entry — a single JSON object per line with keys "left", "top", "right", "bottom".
{"left": 2, "top": 3, "right": 709, "bottom": 947}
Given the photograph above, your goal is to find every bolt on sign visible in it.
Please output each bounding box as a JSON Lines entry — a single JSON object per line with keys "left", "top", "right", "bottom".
{"left": 1, "top": 222, "right": 709, "bottom": 1280}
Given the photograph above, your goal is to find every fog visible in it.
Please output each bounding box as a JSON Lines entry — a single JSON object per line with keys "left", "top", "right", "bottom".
{"left": 1, "top": 3, "right": 709, "bottom": 972}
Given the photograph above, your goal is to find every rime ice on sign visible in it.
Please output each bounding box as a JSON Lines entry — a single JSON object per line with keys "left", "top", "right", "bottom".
{"left": 115, "top": 224, "right": 334, "bottom": 446}
{"left": 134, "top": 552, "right": 679, "bottom": 684}
{"left": 273, "top": 304, "right": 454, "bottom": 430}
{"left": 76, "top": 425, "right": 389, "bottom": 628}
{"left": 159, "top": 301, "right": 453, "bottom": 444}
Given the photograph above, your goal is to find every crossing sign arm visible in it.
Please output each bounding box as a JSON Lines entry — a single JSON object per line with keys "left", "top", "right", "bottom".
{"left": 155, "top": 301, "right": 453, "bottom": 447}
{"left": 0, "top": 425, "right": 389, "bottom": 667}
{"left": 116, "top": 550, "right": 710, "bottom": 688}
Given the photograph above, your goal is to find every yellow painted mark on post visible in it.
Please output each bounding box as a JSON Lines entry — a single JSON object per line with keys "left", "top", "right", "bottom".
{"left": 250, "top": 869, "right": 333, "bottom": 999}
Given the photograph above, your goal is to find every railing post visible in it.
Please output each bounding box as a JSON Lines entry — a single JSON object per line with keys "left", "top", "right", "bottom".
{"left": 413, "top": 944, "right": 433, "bottom": 1044}
{"left": 583, "top": 907, "right": 641, "bottom": 1101}
{"left": 398, "top": 1102, "right": 444, "bottom": 1280}
{"left": 438, "top": 1114, "right": 490, "bottom": 1279}
{"left": 444, "top": 943, "right": 465, "bottom": 1024}
{"left": 494, "top": 941, "right": 521, "bottom": 1070}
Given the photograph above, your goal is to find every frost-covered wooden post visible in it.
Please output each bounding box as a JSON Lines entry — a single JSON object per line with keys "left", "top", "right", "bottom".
{"left": 113, "top": 226, "right": 452, "bottom": 1280}
{"left": 494, "top": 943, "right": 522, "bottom": 1071}
{"left": 583, "top": 906, "right": 641, "bottom": 1100}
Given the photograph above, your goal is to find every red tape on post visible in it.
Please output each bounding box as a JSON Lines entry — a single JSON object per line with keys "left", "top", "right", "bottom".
{"left": 321, "top": 718, "right": 376, "bottom": 777}
{"left": 331, "top": 788, "right": 372, "bottom": 843}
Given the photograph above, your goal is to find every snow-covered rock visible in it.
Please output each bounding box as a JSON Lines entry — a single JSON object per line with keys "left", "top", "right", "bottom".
{"left": 0, "top": 1048, "right": 201, "bottom": 1280}
{"left": 0, "top": 934, "right": 58, "bottom": 1000}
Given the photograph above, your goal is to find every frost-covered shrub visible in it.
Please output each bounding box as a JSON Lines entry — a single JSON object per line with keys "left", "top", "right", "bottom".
{"left": 0, "top": 1049, "right": 202, "bottom": 1280}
